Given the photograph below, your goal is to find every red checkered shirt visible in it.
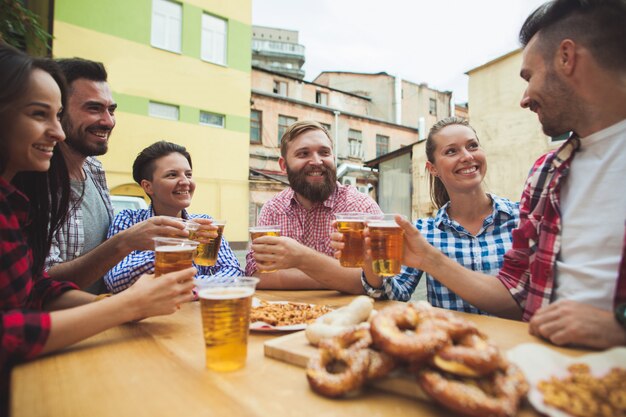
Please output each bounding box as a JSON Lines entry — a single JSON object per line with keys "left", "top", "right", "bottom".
{"left": 497, "top": 135, "right": 626, "bottom": 321}
{"left": 0, "top": 177, "right": 79, "bottom": 410}
{"left": 246, "top": 183, "right": 382, "bottom": 275}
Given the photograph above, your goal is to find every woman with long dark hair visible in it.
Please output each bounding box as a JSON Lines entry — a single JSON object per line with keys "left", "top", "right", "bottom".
{"left": 0, "top": 43, "right": 195, "bottom": 415}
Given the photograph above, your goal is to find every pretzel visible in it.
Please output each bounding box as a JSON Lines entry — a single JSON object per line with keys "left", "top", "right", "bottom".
{"left": 431, "top": 332, "right": 502, "bottom": 377}
{"left": 418, "top": 363, "right": 529, "bottom": 417}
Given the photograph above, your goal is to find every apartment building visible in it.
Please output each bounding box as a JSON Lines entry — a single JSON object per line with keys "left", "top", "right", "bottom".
{"left": 252, "top": 25, "right": 305, "bottom": 79}
{"left": 30, "top": 0, "right": 252, "bottom": 245}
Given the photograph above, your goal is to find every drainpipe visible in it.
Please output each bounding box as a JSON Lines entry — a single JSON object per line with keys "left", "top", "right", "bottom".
{"left": 333, "top": 110, "right": 340, "bottom": 166}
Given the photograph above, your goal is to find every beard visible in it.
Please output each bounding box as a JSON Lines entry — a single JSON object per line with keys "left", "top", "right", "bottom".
{"left": 537, "top": 68, "right": 577, "bottom": 138}
{"left": 286, "top": 163, "right": 337, "bottom": 203}
{"left": 62, "top": 117, "right": 109, "bottom": 157}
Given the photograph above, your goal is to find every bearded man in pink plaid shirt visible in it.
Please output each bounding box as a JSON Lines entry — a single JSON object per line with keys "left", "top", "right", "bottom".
{"left": 393, "top": 0, "right": 626, "bottom": 349}
{"left": 246, "top": 121, "right": 382, "bottom": 291}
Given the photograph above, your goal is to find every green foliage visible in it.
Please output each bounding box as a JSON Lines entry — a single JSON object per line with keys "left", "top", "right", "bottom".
{"left": 0, "top": 0, "right": 51, "bottom": 51}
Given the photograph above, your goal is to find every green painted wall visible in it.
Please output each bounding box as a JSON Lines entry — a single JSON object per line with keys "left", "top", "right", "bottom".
{"left": 54, "top": 0, "right": 251, "bottom": 73}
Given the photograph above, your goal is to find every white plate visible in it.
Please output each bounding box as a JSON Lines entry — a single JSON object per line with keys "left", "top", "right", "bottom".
{"left": 249, "top": 298, "right": 321, "bottom": 332}
{"left": 506, "top": 343, "right": 626, "bottom": 417}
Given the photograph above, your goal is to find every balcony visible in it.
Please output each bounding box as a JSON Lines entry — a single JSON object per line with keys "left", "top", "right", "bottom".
{"left": 252, "top": 39, "right": 305, "bottom": 60}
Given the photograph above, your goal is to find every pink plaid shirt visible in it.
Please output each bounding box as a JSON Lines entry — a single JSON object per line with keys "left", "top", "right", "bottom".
{"left": 497, "top": 135, "right": 626, "bottom": 321}
{"left": 245, "top": 183, "right": 382, "bottom": 275}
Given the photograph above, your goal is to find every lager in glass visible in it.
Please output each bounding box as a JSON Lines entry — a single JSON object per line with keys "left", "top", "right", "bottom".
{"left": 190, "top": 220, "right": 226, "bottom": 267}
{"left": 153, "top": 237, "right": 199, "bottom": 277}
{"left": 196, "top": 277, "right": 259, "bottom": 371}
{"left": 335, "top": 212, "right": 367, "bottom": 267}
{"left": 367, "top": 214, "right": 404, "bottom": 276}
{"left": 249, "top": 226, "right": 281, "bottom": 273}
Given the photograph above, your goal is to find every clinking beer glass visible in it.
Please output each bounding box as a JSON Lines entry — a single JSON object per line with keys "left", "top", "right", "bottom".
{"left": 195, "top": 277, "right": 260, "bottom": 372}
{"left": 366, "top": 214, "right": 404, "bottom": 276}
{"left": 249, "top": 225, "right": 281, "bottom": 273}
{"left": 335, "top": 212, "right": 367, "bottom": 267}
{"left": 189, "top": 219, "right": 226, "bottom": 267}
{"left": 152, "top": 237, "right": 199, "bottom": 277}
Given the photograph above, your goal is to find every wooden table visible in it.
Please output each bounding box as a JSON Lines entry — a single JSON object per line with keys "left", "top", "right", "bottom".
{"left": 11, "top": 290, "right": 586, "bottom": 417}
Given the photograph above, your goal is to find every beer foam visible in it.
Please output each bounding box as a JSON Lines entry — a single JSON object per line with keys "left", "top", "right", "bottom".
{"left": 367, "top": 222, "right": 400, "bottom": 228}
{"left": 198, "top": 287, "right": 254, "bottom": 300}
{"left": 156, "top": 245, "right": 196, "bottom": 252}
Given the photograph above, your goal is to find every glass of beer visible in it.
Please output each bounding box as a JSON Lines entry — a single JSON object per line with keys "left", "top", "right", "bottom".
{"left": 335, "top": 212, "right": 367, "bottom": 267}
{"left": 195, "top": 277, "right": 260, "bottom": 372}
{"left": 189, "top": 220, "right": 226, "bottom": 267}
{"left": 366, "top": 214, "right": 404, "bottom": 276}
{"left": 153, "top": 237, "right": 199, "bottom": 277}
{"left": 249, "top": 225, "right": 281, "bottom": 273}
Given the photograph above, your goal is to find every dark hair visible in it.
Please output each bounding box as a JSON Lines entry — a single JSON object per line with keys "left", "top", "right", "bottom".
{"left": 425, "top": 117, "right": 479, "bottom": 209}
{"left": 0, "top": 42, "right": 71, "bottom": 274}
{"left": 55, "top": 57, "right": 108, "bottom": 87}
{"left": 132, "top": 141, "right": 193, "bottom": 184}
{"left": 280, "top": 120, "right": 333, "bottom": 158}
{"left": 519, "top": 0, "right": 626, "bottom": 71}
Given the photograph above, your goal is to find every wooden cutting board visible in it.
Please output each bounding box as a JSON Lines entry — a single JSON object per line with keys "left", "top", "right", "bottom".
{"left": 263, "top": 330, "right": 430, "bottom": 401}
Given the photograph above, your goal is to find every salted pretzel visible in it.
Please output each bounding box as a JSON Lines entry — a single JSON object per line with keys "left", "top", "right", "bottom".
{"left": 432, "top": 331, "right": 502, "bottom": 377}
{"left": 370, "top": 303, "right": 449, "bottom": 362}
{"left": 418, "top": 363, "right": 529, "bottom": 417}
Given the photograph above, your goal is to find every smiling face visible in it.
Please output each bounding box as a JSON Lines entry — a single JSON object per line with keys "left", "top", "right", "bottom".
{"left": 2, "top": 68, "right": 65, "bottom": 181}
{"left": 519, "top": 36, "right": 576, "bottom": 137}
{"left": 140, "top": 152, "right": 195, "bottom": 217}
{"left": 62, "top": 78, "right": 116, "bottom": 157}
{"left": 426, "top": 124, "right": 486, "bottom": 196}
{"left": 279, "top": 128, "right": 337, "bottom": 204}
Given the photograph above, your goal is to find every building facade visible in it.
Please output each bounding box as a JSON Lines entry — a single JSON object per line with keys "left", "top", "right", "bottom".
{"left": 249, "top": 67, "right": 419, "bottom": 225}
{"left": 252, "top": 25, "right": 305, "bottom": 79}
{"left": 39, "top": 0, "right": 252, "bottom": 246}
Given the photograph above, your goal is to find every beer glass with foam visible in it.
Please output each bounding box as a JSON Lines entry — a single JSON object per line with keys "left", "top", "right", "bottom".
{"left": 366, "top": 214, "right": 405, "bottom": 276}
{"left": 334, "top": 212, "right": 367, "bottom": 267}
{"left": 195, "top": 277, "right": 260, "bottom": 371}
{"left": 249, "top": 225, "right": 281, "bottom": 273}
{"left": 189, "top": 220, "right": 226, "bottom": 267}
{"left": 152, "top": 237, "right": 199, "bottom": 277}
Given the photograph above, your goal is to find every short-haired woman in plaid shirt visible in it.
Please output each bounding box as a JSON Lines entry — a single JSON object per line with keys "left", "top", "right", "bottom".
{"left": 333, "top": 117, "right": 520, "bottom": 314}
{"left": 0, "top": 44, "right": 196, "bottom": 415}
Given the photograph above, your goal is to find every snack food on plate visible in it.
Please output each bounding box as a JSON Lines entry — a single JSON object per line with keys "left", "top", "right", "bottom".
{"left": 250, "top": 300, "right": 332, "bottom": 327}
{"left": 305, "top": 296, "right": 373, "bottom": 346}
{"left": 537, "top": 363, "right": 626, "bottom": 417}
{"left": 305, "top": 301, "right": 528, "bottom": 417}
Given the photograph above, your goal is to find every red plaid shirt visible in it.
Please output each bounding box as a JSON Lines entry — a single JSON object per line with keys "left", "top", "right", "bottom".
{"left": 498, "top": 135, "right": 626, "bottom": 321}
{"left": 246, "top": 183, "right": 382, "bottom": 275}
{"left": 1, "top": 177, "right": 78, "bottom": 411}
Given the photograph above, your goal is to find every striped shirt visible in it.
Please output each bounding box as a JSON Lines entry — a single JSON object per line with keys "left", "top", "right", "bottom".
{"left": 246, "top": 182, "right": 382, "bottom": 275}
{"left": 362, "top": 194, "right": 519, "bottom": 314}
{"left": 104, "top": 206, "right": 243, "bottom": 293}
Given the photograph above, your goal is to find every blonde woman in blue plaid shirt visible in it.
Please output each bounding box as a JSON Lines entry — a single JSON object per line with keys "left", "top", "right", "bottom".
{"left": 332, "top": 117, "right": 519, "bottom": 314}
{"left": 104, "top": 141, "right": 243, "bottom": 293}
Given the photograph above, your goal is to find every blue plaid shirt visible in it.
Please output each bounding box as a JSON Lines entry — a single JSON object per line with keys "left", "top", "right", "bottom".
{"left": 362, "top": 194, "right": 519, "bottom": 314}
{"left": 104, "top": 206, "right": 243, "bottom": 293}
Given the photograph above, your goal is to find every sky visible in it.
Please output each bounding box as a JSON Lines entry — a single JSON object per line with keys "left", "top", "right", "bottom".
{"left": 252, "top": 0, "right": 547, "bottom": 104}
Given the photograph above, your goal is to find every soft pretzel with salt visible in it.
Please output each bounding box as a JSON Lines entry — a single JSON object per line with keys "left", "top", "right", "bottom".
{"left": 305, "top": 296, "right": 374, "bottom": 346}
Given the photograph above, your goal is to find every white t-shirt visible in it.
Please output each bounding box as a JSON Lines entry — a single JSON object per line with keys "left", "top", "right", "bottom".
{"left": 555, "top": 119, "right": 626, "bottom": 310}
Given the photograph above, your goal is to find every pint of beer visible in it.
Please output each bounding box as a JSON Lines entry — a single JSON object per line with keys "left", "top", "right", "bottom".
{"left": 190, "top": 220, "right": 226, "bottom": 267}
{"left": 367, "top": 214, "right": 404, "bottom": 276}
{"left": 196, "top": 277, "right": 260, "bottom": 372}
{"left": 335, "top": 212, "right": 367, "bottom": 267}
{"left": 249, "top": 225, "right": 281, "bottom": 273}
{"left": 153, "top": 237, "right": 199, "bottom": 277}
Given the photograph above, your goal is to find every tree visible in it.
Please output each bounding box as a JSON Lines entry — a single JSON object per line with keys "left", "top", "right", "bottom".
{"left": 0, "top": 0, "right": 51, "bottom": 53}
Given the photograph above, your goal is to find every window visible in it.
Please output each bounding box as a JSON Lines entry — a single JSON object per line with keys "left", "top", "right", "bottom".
{"left": 250, "top": 110, "right": 262, "bottom": 143}
{"left": 273, "top": 80, "right": 288, "bottom": 96}
{"left": 151, "top": 0, "right": 182, "bottom": 53}
{"left": 376, "top": 134, "right": 389, "bottom": 157}
{"left": 201, "top": 13, "right": 227, "bottom": 65}
{"left": 199, "top": 111, "right": 224, "bottom": 128}
{"left": 320, "top": 123, "right": 331, "bottom": 134}
{"left": 348, "top": 129, "right": 363, "bottom": 159}
{"left": 278, "top": 115, "right": 297, "bottom": 142}
{"left": 429, "top": 98, "right": 437, "bottom": 116}
{"left": 316, "top": 91, "right": 328, "bottom": 106}
{"left": 149, "top": 101, "right": 179, "bottom": 120}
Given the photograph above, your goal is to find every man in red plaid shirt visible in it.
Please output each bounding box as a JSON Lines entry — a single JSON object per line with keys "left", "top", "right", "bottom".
{"left": 395, "top": 0, "right": 626, "bottom": 349}
{"left": 246, "top": 121, "right": 382, "bottom": 291}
